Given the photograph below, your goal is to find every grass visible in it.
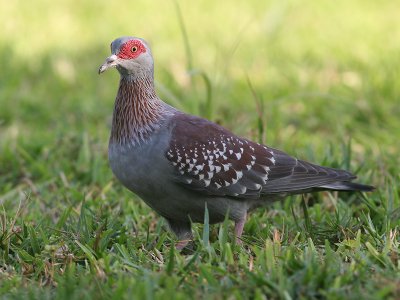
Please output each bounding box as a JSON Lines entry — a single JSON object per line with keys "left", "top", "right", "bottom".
{"left": 1, "top": 0, "right": 400, "bottom": 299}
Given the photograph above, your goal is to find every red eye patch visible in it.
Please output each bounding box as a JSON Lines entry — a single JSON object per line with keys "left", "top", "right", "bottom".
{"left": 117, "top": 40, "right": 146, "bottom": 59}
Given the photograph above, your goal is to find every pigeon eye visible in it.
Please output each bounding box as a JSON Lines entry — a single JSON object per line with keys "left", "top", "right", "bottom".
{"left": 131, "top": 46, "right": 138, "bottom": 53}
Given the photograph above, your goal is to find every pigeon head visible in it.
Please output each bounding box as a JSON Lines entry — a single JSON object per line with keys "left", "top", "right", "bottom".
{"left": 99, "top": 37, "right": 153, "bottom": 79}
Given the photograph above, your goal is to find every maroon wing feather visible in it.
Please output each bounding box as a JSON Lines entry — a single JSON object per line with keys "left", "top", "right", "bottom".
{"left": 166, "top": 113, "right": 360, "bottom": 198}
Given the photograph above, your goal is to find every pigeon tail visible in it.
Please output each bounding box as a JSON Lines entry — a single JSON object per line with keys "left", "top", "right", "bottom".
{"left": 319, "top": 181, "right": 375, "bottom": 192}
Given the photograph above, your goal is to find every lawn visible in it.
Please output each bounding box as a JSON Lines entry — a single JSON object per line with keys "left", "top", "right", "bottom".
{"left": 1, "top": 0, "right": 399, "bottom": 299}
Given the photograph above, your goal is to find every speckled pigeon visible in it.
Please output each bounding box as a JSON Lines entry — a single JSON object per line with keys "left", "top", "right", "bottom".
{"left": 99, "top": 37, "right": 374, "bottom": 249}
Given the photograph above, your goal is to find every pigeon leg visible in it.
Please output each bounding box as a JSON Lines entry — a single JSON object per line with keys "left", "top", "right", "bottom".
{"left": 234, "top": 216, "right": 246, "bottom": 244}
{"left": 167, "top": 219, "right": 193, "bottom": 250}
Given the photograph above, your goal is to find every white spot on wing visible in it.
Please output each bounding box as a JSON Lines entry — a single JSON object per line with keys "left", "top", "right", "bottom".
{"left": 195, "top": 164, "right": 204, "bottom": 171}
{"left": 237, "top": 185, "right": 247, "bottom": 194}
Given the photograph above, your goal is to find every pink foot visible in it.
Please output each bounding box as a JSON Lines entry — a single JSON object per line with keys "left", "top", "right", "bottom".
{"left": 175, "top": 239, "right": 191, "bottom": 250}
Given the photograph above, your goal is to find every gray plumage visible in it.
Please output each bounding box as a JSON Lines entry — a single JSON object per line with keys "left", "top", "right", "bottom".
{"left": 99, "top": 36, "right": 374, "bottom": 249}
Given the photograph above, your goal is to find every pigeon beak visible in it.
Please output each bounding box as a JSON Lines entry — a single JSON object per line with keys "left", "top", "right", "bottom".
{"left": 98, "top": 54, "right": 118, "bottom": 74}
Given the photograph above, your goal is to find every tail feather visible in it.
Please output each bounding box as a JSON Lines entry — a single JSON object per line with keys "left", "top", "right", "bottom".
{"left": 319, "top": 181, "right": 374, "bottom": 192}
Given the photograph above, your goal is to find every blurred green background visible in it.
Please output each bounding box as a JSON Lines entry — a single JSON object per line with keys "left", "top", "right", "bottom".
{"left": 1, "top": 0, "right": 399, "bottom": 193}
{"left": 1, "top": 0, "right": 399, "bottom": 154}
{"left": 0, "top": 0, "right": 400, "bottom": 296}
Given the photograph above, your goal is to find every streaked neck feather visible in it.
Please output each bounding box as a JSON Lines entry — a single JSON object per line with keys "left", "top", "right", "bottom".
{"left": 110, "top": 76, "right": 166, "bottom": 146}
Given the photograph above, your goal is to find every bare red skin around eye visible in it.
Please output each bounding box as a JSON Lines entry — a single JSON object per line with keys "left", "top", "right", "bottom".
{"left": 117, "top": 40, "right": 146, "bottom": 59}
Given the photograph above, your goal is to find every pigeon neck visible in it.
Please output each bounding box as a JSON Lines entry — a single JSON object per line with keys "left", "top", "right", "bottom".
{"left": 110, "top": 76, "right": 165, "bottom": 146}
